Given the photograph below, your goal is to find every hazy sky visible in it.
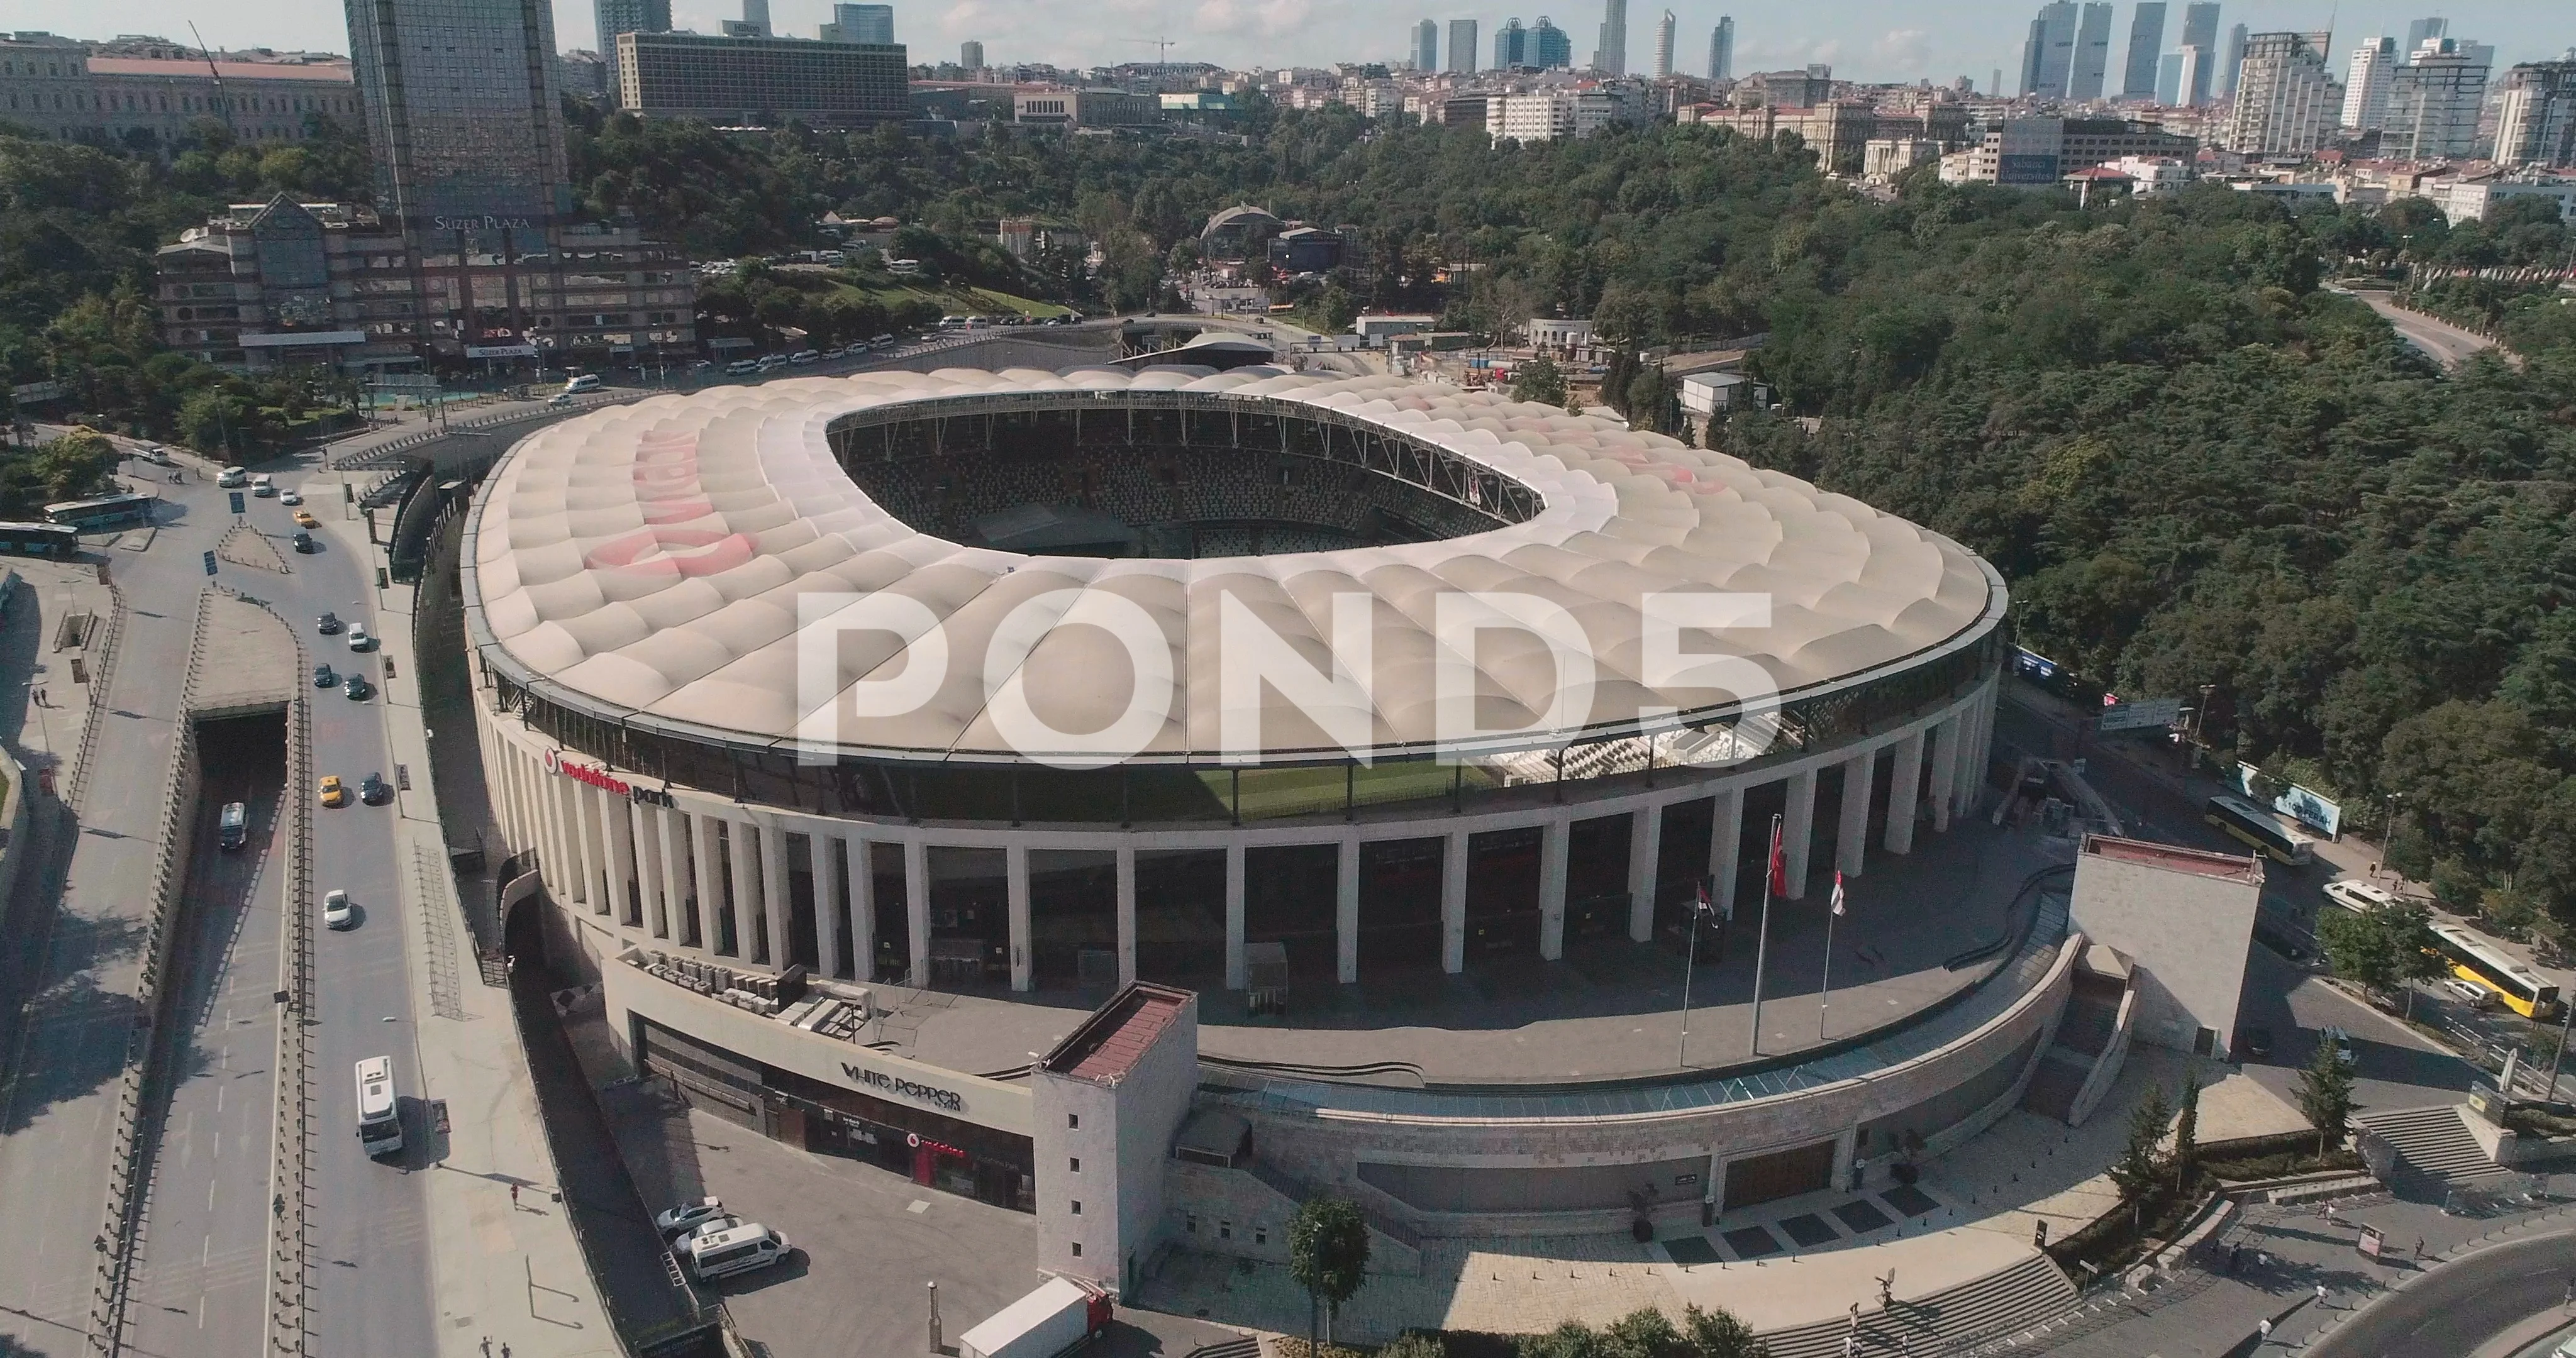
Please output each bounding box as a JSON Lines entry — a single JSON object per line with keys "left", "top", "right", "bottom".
{"left": 23, "top": 0, "right": 2572, "bottom": 87}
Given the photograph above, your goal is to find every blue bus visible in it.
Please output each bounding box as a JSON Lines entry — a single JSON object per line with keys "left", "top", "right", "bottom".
{"left": 44, "top": 491, "right": 158, "bottom": 531}
{"left": 0, "top": 521, "right": 80, "bottom": 556}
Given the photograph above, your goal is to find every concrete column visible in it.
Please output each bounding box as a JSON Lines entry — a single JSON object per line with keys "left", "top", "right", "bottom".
{"left": 1928, "top": 714, "right": 1961, "bottom": 834}
{"left": 1781, "top": 767, "right": 1816, "bottom": 900}
{"left": 1538, "top": 815, "right": 1570, "bottom": 961}
{"left": 1884, "top": 729, "right": 1926, "bottom": 855}
{"left": 631, "top": 798, "right": 664, "bottom": 936}
{"left": 1628, "top": 803, "right": 1663, "bottom": 941}
{"left": 1440, "top": 830, "right": 1468, "bottom": 974}
{"left": 543, "top": 766, "right": 577, "bottom": 900}
{"left": 1115, "top": 846, "right": 1138, "bottom": 987}
{"left": 573, "top": 783, "right": 606, "bottom": 911}
{"left": 689, "top": 812, "right": 721, "bottom": 952}
{"left": 1223, "top": 843, "right": 1248, "bottom": 990}
{"left": 1335, "top": 834, "right": 1360, "bottom": 985}
{"left": 847, "top": 838, "right": 876, "bottom": 981}
{"left": 605, "top": 787, "right": 640, "bottom": 924}
{"left": 904, "top": 839, "right": 930, "bottom": 985}
{"left": 811, "top": 832, "right": 843, "bottom": 979}
{"left": 758, "top": 820, "right": 791, "bottom": 969}
{"left": 726, "top": 817, "right": 760, "bottom": 960}
{"left": 1006, "top": 842, "right": 1033, "bottom": 993}
{"left": 1708, "top": 785, "right": 1743, "bottom": 921}
{"left": 655, "top": 805, "right": 684, "bottom": 943}
{"left": 1969, "top": 683, "right": 1999, "bottom": 817}
{"left": 1835, "top": 749, "right": 1874, "bottom": 878}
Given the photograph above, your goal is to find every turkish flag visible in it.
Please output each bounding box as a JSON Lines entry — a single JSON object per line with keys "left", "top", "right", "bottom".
{"left": 1767, "top": 819, "right": 1788, "bottom": 898}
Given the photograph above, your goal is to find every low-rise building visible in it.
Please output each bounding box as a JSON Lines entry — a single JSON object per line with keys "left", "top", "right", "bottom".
{"left": 1266, "top": 226, "right": 1343, "bottom": 274}
{"left": 616, "top": 31, "right": 907, "bottom": 126}
{"left": 2423, "top": 177, "right": 2576, "bottom": 224}
{"left": 1939, "top": 117, "right": 2197, "bottom": 186}
{"left": 1862, "top": 137, "right": 1942, "bottom": 180}
{"left": 0, "top": 31, "right": 358, "bottom": 150}
{"left": 1014, "top": 88, "right": 1160, "bottom": 127}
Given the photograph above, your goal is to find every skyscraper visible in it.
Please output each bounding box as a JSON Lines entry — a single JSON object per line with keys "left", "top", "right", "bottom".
{"left": 1414, "top": 18, "right": 1438, "bottom": 72}
{"left": 1448, "top": 18, "right": 1478, "bottom": 73}
{"left": 740, "top": 0, "right": 772, "bottom": 38}
{"left": 2157, "top": 50, "right": 2185, "bottom": 103}
{"left": 2384, "top": 38, "right": 2489, "bottom": 159}
{"left": 2495, "top": 61, "right": 2576, "bottom": 167}
{"left": 2172, "top": 45, "right": 2207, "bottom": 106}
{"left": 2019, "top": 2, "right": 2079, "bottom": 98}
{"left": 1653, "top": 9, "right": 1675, "bottom": 79}
{"left": 2404, "top": 17, "right": 2446, "bottom": 53}
{"left": 595, "top": 0, "right": 672, "bottom": 101}
{"left": 347, "top": 0, "right": 570, "bottom": 228}
{"left": 2341, "top": 36, "right": 2396, "bottom": 129}
{"left": 960, "top": 39, "right": 983, "bottom": 69}
{"left": 2068, "top": 3, "right": 2114, "bottom": 99}
{"left": 2217, "top": 23, "right": 2247, "bottom": 99}
{"left": 823, "top": 4, "right": 893, "bottom": 43}
{"left": 2223, "top": 30, "right": 2336, "bottom": 153}
{"left": 1495, "top": 17, "right": 1529, "bottom": 67}
{"left": 1593, "top": 0, "right": 1628, "bottom": 75}
{"left": 2121, "top": 3, "right": 2166, "bottom": 99}
{"left": 2175, "top": 1, "right": 2219, "bottom": 102}
{"left": 1533, "top": 17, "right": 1572, "bottom": 69}
{"left": 1709, "top": 16, "right": 1733, "bottom": 80}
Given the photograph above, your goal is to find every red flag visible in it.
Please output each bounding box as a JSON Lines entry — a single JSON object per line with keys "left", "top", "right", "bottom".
{"left": 1767, "top": 819, "right": 1787, "bottom": 897}
{"left": 1830, "top": 871, "right": 1846, "bottom": 916}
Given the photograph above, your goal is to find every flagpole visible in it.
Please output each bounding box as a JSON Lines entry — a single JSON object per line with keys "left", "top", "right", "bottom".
{"left": 1749, "top": 814, "right": 1780, "bottom": 1058}
{"left": 1819, "top": 871, "right": 1841, "bottom": 1042}
{"left": 1677, "top": 881, "right": 1702, "bottom": 1069}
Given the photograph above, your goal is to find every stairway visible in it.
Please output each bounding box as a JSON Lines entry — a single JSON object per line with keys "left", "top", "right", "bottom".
{"left": 1184, "top": 1338, "right": 1261, "bottom": 1358}
{"left": 2021, "top": 959, "right": 2133, "bottom": 1127}
{"left": 2020, "top": 1052, "right": 2090, "bottom": 1122}
{"left": 1753, "top": 1252, "right": 2080, "bottom": 1358}
{"left": 2354, "top": 1104, "right": 2497, "bottom": 1182}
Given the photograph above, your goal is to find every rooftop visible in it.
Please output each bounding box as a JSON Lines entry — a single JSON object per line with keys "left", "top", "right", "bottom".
{"left": 87, "top": 56, "right": 352, "bottom": 82}
{"left": 2080, "top": 832, "right": 2263, "bottom": 885}
{"left": 1040, "top": 983, "right": 1192, "bottom": 1084}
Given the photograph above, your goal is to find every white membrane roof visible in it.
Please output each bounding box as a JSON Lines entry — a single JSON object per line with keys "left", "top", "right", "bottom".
{"left": 467, "top": 369, "right": 2002, "bottom": 763}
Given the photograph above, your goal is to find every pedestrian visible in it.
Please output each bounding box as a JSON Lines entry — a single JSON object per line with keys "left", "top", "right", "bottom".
{"left": 2316, "top": 1283, "right": 2329, "bottom": 1308}
{"left": 2259, "top": 1318, "right": 2273, "bottom": 1339}
{"left": 2414, "top": 1237, "right": 2425, "bottom": 1259}
{"left": 480, "top": 1340, "right": 491, "bottom": 1358}
{"left": 510, "top": 1183, "right": 520, "bottom": 1210}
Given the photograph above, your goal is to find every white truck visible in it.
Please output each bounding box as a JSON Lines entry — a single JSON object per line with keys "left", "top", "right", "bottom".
{"left": 958, "top": 1276, "right": 1110, "bottom": 1358}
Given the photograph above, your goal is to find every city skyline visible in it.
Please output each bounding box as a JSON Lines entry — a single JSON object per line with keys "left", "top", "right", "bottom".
{"left": 8, "top": 0, "right": 2568, "bottom": 86}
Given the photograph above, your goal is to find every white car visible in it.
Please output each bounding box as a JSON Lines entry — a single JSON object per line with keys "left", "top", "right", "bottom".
{"left": 323, "top": 889, "right": 354, "bottom": 929}
{"left": 655, "top": 1197, "right": 727, "bottom": 1236}
{"left": 279, "top": 489, "right": 304, "bottom": 507}
{"left": 2324, "top": 880, "right": 2397, "bottom": 915}
{"left": 673, "top": 1214, "right": 744, "bottom": 1247}
{"left": 347, "top": 625, "right": 375, "bottom": 652}
{"left": 2441, "top": 978, "right": 2494, "bottom": 1009}
{"left": 2319, "top": 1025, "right": 2357, "bottom": 1067}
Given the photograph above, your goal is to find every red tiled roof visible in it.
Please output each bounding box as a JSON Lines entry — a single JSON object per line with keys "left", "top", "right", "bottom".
{"left": 89, "top": 57, "right": 353, "bottom": 83}
{"left": 2082, "top": 833, "right": 2262, "bottom": 884}
{"left": 1044, "top": 985, "right": 1189, "bottom": 1083}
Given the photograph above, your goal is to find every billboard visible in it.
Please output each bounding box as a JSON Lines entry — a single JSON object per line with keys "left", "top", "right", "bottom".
{"left": 2097, "top": 697, "right": 2182, "bottom": 732}
{"left": 2231, "top": 763, "right": 2343, "bottom": 838}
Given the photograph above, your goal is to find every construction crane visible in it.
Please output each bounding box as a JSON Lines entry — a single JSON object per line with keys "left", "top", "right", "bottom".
{"left": 1120, "top": 37, "right": 1175, "bottom": 79}
{"left": 189, "top": 21, "right": 237, "bottom": 140}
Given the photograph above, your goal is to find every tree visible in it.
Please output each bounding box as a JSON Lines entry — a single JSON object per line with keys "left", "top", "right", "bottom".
{"left": 1287, "top": 1196, "right": 1370, "bottom": 1350}
{"left": 2107, "top": 1082, "right": 2171, "bottom": 1205}
{"left": 2297, "top": 1034, "right": 2356, "bottom": 1157}
{"left": 1511, "top": 354, "right": 1567, "bottom": 407}
{"left": 1680, "top": 1303, "right": 1770, "bottom": 1357}
{"left": 2172, "top": 1064, "right": 2200, "bottom": 1193}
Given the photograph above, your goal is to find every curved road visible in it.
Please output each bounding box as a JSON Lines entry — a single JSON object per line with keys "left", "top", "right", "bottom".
{"left": 2309, "top": 1228, "right": 2576, "bottom": 1357}
{"left": 2346, "top": 290, "right": 2509, "bottom": 369}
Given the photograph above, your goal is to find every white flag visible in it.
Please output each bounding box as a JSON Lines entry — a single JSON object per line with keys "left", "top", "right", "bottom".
{"left": 1830, "top": 871, "right": 1845, "bottom": 916}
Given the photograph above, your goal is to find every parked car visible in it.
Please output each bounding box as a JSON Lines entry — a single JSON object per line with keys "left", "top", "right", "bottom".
{"left": 323, "top": 889, "right": 354, "bottom": 929}
{"left": 789, "top": 350, "right": 818, "bottom": 365}
{"left": 2319, "top": 1025, "right": 2357, "bottom": 1066}
{"left": 360, "top": 771, "right": 392, "bottom": 805}
{"left": 2237, "top": 1025, "right": 2273, "bottom": 1059}
{"left": 316, "top": 611, "right": 342, "bottom": 634}
{"left": 724, "top": 358, "right": 759, "bottom": 375}
{"left": 2324, "top": 880, "right": 2398, "bottom": 915}
{"left": 2441, "top": 978, "right": 2494, "bottom": 1009}
{"left": 657, "top": 1198, "right": 728, "bottom": 1236}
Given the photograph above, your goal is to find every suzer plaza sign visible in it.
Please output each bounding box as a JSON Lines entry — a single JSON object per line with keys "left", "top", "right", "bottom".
{"left": 542, "top": 748, "right": 675, "bottom": 807}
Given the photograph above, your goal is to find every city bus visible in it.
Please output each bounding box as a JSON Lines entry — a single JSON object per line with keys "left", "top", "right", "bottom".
{"left": 2203, "top": 794, "right": 2317, "bottom": 866}
{"left": 43, "top": 490, "right": 158, "bottom": 531}
{"left": 0, "top": 521, "right": 80, "bottom": 557}
{"left": 2428, "top": 922, "right": 2563, "bottom": 1020}
{"left": 355, "top": 1056, "right": 404, "bottom": 1157}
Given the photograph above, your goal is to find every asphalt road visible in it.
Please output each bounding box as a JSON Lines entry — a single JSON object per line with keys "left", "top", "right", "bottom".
{"left": 2348, "top": 290, "right": 2506, "bottom": 370}
{"left": 2308, "top": 1228, "right": 2576, "bottom": 1358}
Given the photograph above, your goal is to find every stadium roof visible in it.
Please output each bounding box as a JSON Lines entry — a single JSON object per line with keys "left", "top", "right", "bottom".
{"left": 465, "top": 370, "right": 2004, "bottom": 765}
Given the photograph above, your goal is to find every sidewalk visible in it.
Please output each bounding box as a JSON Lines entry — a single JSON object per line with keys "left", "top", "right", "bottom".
{"left": 330, "top": 498, "right": 622, "bottom": 1356}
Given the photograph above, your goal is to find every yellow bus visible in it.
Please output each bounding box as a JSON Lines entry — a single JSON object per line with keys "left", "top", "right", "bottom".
{"left": 2428, "top": 923, "right": 2562, "bottom": 1019}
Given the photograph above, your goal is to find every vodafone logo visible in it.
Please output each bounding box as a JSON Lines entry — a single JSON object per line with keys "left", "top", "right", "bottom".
{"left": 542, "top": 748, "right": 562, "bottom": 776}
{"left": 545, "top": 748, "right": 675, "bottom": 807}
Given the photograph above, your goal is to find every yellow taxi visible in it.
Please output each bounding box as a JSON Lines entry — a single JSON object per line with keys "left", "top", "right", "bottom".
{"left": 294, "top": 509, "right": 320, "bottom": 529}
{"left": 318, "top": 775, "right": 348, "bottom": 807}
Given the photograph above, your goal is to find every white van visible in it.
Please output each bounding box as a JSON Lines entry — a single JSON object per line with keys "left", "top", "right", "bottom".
{"left": 686, "top": 1222, "right": 789, "bottom": 1279}
{"left": 218, "top": 466, "right": 248, "bottom": 488}
{"left": 564, "top": 373, "right": 604, "bottom": 395}
{"left": 2324, "top": 880, "right": 2397, "bottom": 915}
{"left": 252, "top": 474, "right": 276, "bottom": 497}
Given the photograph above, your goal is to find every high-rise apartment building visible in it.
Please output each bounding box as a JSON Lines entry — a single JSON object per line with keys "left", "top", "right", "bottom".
{"left": 1709, "top": 16, "right": 1733, "bottom": 80}
{"left": 2341, "top": 36, "right": 2396, "bottom": 129}
{"left": 340, "top": 0, "right": 692, "bottom": 365}
{"left": 1653, "top": 9, "right": 1675, "bottom": 79}
{"left": 1593, "top": 0, "right": 1628, "bottom": 75}
{"left": 2020, "top": 3, "right": 2079, "bottom": 98}
{"left": 595, "top": 0, "right": 672, "bottom": 104}
{"left": 2216, "top": 23, "right": 2246, "bottom": 99}
{"left": 960, "top": 40, "right": 983, "bottom": 69}
{"left": 1448, "top": 19, "right": 1477, "bottom": 73}
{"left": 2383, "top": 38, "right": 2489, "bottom": 160}
{"left": 1413, "top": 19, "right": 1438, "bottom": 72}
{"left": 1494, "top": 18, "right": 1528, "bottom": 67}
{"left": 2068, "top": 4, "right": 2114, "bottom": 99}
{"left": 2172, "top": 45, "right": 2207, "bottom": 106}
{"left": 2121, "top": 3, "right": 2166, "bottom": 99}
{"left": 2495, "top": 62, "right": 2576, "bottom": 167}
{"left": 1533, "top": 17, "right": 1573, "bottom": 69}
{"left": 618, "top": 31, "right": 907, "bottom": 124}
{"left": 2176, "top": 2, "right": 2219, "bottom": 102}
{"left": 2222, "top": 31, "right": 2339, "bottom": 155}
{"left": 822, "top": 4, "right": 894, "bottom": 44}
